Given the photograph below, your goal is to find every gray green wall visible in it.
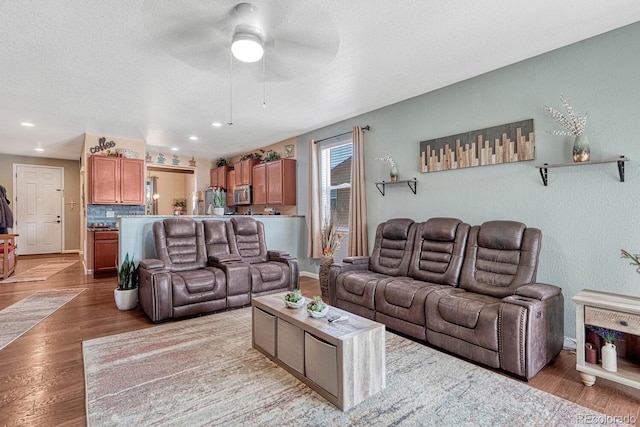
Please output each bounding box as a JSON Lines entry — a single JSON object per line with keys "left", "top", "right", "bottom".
{"left": 297, "top": 22, "right": 640, "bottom": 338}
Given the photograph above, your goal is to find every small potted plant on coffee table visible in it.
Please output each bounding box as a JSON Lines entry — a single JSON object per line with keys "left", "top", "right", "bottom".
{"left": 284, "top": 289, "right": 305, "bottom": 308}
{"left": 307, "top": 296, "right": 329, "bottom": 318}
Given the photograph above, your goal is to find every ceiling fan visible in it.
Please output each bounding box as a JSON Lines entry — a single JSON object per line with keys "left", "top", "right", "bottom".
{"left": 141, "top": 1, "right": 340, "bottom": 82}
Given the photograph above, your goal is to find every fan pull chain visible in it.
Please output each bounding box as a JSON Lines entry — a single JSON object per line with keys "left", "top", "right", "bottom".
{"left": 262, "top": 54, "right": 266, "bottom": 108}
{"left": 228, "top": 50, "right": 234, "bottom": 126}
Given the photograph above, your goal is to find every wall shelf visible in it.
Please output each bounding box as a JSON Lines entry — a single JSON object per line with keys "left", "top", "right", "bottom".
{"left": 535, "top": 156, "right": 629, "bottom": 186}
{"left": 374, "top": 178, "right": 417, "bottom": 196}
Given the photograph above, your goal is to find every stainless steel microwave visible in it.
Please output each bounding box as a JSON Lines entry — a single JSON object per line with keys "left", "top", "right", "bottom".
{"left": 233, "top": 185, "right": 252, "bottom": 205}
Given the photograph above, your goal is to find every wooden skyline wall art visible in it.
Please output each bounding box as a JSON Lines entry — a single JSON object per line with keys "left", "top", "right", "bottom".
{"left": 419, "top": 119, "right": 535, "bottom": 173}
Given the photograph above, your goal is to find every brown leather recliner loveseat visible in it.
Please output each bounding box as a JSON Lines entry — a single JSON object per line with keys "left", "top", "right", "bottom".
{"left": 328, "top": 217, "right": 563, "bottom": 380}
{"left": 138, "top": 217, "right": 298, "bottom": 322}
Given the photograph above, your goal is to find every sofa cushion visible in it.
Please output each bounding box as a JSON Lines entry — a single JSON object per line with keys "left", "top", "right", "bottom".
{"left": 460, "top": 221, "right": 541, "bottom": 298}
{"left": 171, "top": 267, "right": 226, "bottom": 306}
{"left": 383, "top": 280, "right": 417, "bottom": 308}
{"left": 408, "top": 218, "right": 469, "bottom": 286}
{"left": 255, "top": 263, "right": 283, "bottom": 282}
{"left": 437, "top": 293, "right": 488, "bottom": 328}
{"left": 230, "top": 217, "right": 269, "bottom": 264}
{"left": 477, "top": 221, "right": 526, "bottom": 250}
{"left": 335, "top": 270, "right": 388, "bottom": 311}
{"left": 426, "top": 290, "right": 501, "bottom": 352}
{"left": 203, "top": 220, "right": 233, "bottom": 256}
{"left": 369, "top": 218, "right": 416, "bottom": 277}
{"left": 154, "top": 218, "right": 208, "bottom": 272}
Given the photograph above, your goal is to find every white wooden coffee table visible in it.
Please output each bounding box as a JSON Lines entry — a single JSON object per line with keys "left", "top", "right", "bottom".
{"left": 252, "top": 292, "right": 386, "bottom": 411}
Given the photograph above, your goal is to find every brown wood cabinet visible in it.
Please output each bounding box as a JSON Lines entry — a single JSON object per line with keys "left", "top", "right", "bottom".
{"left": 227, "top": 169, "right": 236, "bottom": 206}
{"left": 210, "top": 165, "right": 232, "bottom": 190}
{"left": 252, "top": 163, "right": 267, "bottom": 205}
{"left": 93, "top": 231, "right": 118, "bottom": 278}
{"left": 89, "top": 156, "right": 145, "bottom": 205}
{"left": 252, "top": 159, "right": 296, "bottom": 205}
{"left": 234, "top": 158, "right": 259, "bottom": 187}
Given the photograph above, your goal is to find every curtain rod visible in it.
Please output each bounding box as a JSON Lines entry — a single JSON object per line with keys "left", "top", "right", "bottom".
{"left": 314, "top": 125, "right": 370, "bottom": 143}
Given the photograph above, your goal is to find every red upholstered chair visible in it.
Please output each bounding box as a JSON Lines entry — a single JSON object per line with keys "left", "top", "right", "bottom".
{"left": 0, "top": 234, "right": 18, "bottom": 280}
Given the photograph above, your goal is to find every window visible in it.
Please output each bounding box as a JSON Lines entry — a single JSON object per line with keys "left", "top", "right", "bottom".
{"left": 320, "top": 137, "right": 352, "bottom": 234}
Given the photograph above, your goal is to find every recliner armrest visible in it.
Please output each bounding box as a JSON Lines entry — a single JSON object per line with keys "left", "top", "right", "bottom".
{"left": 139, "top": 258, "right": 165, "bottom": 271}
{"left": 268, "top": 249, "right": 291, "bottom": 260}
{"left": 209, "top": 254, "right": 242, "bottom": 264}
{"left": 343, "top": 256, "right": 369, "bottom": 265}
{"left": 515, "top": 283, "right": 561, "bottom": 301}
{"left": 330, "top": 260, "right": 370, "bottom": 274}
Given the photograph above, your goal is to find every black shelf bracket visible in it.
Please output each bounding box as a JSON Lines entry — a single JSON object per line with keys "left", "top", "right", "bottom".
{"left": 535, "top": 156, "right": 629, "bottom": 186}
{"left": 375, "top": 178, "right": 418, "bottom": 196}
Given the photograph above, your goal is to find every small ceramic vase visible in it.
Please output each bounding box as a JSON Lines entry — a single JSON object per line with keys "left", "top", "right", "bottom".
{"left": 601, "top": 342, "right": 617, "bottom": 372}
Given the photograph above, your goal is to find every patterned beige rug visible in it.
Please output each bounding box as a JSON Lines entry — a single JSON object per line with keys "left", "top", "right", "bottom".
{"left": 0, "top": 288, "right": 85, "bottom": 351}
{"left": 0, "top": 260, "right": 78, "bottom": 283}
{"left": 83, "top": 308, "right": 615, "bottom": 427}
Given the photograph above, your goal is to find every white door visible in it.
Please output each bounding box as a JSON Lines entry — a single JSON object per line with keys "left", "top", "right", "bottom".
{"left": 14, "top": 165, "right": 63, "bottom": 255}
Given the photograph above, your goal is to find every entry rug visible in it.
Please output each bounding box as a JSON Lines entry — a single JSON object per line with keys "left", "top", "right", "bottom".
{"left": 83, "top": 308, "right": 618, "bottom": 427}
{"left": 1, "top": 260, "right": 78, "bottom": 283}
{"left": 0, "top": 288, "right": 85, "bottom": 351}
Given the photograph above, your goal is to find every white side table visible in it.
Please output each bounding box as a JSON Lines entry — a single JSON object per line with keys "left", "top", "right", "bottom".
{"left": 573, "top": 290, "right": 640, "bottom": 389}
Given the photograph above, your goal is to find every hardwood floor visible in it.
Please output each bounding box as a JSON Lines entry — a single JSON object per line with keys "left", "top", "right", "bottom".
{"left": 0, "top": 254, "right": 638, "bottom": 426}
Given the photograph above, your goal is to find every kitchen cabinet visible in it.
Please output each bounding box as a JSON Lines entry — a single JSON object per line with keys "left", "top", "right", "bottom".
{"left": 210, "top": 165, "right": 232, "bottom": 190}
{"left": 94, "top": 230, "right": 118, "bottom": 277}
{"left": 234, "top": 158, "right": 259, "bottom": 187}
{"left": 252, "top": 163, "right": 267, "bottom": 205}
{"left": 252, "top": 159, "right": 296, "bottom": 205}
{"left": 89, "top": 156, "right": 145, "bottom": 204}
{"left": 227, "top": 169, "right": 236, "bottom": 206}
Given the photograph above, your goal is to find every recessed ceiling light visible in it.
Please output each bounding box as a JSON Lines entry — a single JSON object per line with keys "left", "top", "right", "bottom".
{"left": 189, "top": 136, "right": 198, "bottom": 141}
{"left": 21, "top": 122, "right": 35, "bottom": 127}
{"left": 171, "top": 147, "right": 179, "bottom": 151}
{"left": 34, "top": 147, "right": 44, "bottom": 152}
{"left": 211, "top": 122, "right": 222, "bottom": 127}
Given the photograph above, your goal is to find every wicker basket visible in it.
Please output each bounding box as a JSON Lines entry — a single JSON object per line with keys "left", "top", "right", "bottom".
{"left": 319, "top": 255, "right": 334, "bottom": 298}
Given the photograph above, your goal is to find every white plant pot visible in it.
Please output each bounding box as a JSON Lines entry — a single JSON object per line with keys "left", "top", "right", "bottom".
{"left": 114, "top": 288, "right": 138, "bottom": 311}
{"left": 213, "top": 207, "right": 225, "bottom": 216}
{"left": 601, "top": 342, "right": 617, "bottom": 372}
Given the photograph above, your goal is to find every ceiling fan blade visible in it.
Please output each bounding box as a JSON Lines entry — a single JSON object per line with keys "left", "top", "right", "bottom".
{"left": 141, "top": 0, "right": 236, "bottom": 71}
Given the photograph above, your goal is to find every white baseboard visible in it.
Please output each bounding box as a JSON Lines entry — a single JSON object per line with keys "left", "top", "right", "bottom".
{"left": 62, "top": 249, "right": 80, "bottom": 254}
{"left": 300, "top": 271, "right": 319, "bottom": 280}
{"left": 563, "top": 336, "right": 577, "bottom": 352}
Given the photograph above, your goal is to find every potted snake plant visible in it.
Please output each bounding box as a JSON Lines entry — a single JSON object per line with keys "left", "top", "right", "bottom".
{"left": 114, "top": 252, "right": 138, "bottom": 310}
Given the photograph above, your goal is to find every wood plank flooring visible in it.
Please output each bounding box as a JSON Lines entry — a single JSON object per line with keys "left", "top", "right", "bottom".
{"left": 0, "top": 255, "right": 638, "bottom": 426}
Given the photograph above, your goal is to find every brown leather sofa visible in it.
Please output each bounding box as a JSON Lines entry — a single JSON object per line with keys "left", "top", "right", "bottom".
{"left": 328, "top": 217, "right": 563, "bottom": 380}
{"left": 138, "top": 217, "right": 297, "bottom": 322}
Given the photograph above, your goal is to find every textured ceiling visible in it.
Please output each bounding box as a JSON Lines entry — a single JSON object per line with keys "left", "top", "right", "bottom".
{"left": 1, "top": 1, "right": 639, "bottom": 160}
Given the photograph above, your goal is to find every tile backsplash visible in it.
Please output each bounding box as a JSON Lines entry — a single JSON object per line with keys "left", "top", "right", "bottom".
{"left": 87, "top": 204, "right": 145, "bottom": 227}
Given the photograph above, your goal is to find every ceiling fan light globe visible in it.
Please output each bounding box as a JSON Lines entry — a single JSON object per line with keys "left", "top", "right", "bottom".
{"left": 231, "top": 33, "right": 264, "bottom": 63}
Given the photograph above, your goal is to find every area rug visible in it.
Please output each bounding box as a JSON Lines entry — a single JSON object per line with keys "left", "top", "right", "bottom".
{"left": 0, "top": 260, "right": 78, "bottom": 283}
{"left": 0, "top": 288, "right": 85, "bottom": 351}
{"left": 83, "top": 308, "right": 618, "bottom": 427}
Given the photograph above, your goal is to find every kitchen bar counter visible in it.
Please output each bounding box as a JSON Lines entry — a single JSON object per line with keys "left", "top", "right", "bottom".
{"left": 118, "top": 215, "right": 306, "bottom": 270}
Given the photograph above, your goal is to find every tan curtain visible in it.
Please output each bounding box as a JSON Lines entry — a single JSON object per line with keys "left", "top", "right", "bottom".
{"left": 307, "top": 139, "right": 323, "bottom": 258}
{"left": 348, "top": 126, "right": 368, "bottom": 256}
